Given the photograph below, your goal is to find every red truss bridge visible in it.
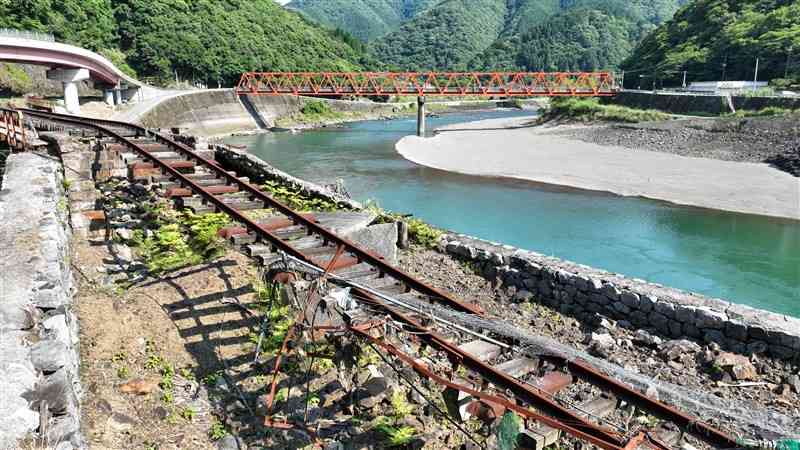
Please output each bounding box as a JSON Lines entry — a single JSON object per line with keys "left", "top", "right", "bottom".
{"left": 236, "top": 72, "right": 619, "bottom": 97}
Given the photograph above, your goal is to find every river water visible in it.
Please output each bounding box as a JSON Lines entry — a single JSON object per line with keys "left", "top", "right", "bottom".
{"left": 225, "top": 110, "right": 800, "bottom": 317}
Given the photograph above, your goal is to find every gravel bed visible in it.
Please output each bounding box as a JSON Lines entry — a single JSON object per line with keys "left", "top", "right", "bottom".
{"left": 550, "top": 115, "right": 800, "bottom": 176}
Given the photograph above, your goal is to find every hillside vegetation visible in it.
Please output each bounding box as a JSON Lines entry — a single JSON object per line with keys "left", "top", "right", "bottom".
{"left": 370, "top": 0, "right": 508, "bottom": 71}
{"left": 296, "top": 0, "right": 685, "bottom": 71}
{"left": 622, "top": 0, "right": 800, "bottom": 87}
{"left": 286, "top": 0, "right": 439, "bottom": 41}
{"left": 0, "top": 0, "right": 369, "bottom": 87}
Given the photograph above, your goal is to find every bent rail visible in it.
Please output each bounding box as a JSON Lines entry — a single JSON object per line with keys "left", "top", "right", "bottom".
{"left": 236, "top": 72, "right": 618, "bottom": 97}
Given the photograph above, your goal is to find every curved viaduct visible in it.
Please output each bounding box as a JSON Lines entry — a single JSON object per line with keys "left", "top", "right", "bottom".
{"left": 0, "top": 37, "right": 162, "bottom": 113}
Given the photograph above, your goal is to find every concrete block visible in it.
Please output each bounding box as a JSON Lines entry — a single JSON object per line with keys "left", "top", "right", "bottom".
{"left": 492, "top": 358, "right": 538, "bottom": 378}
{"left": 345, "top": 223, "right": 398, "bottom": 264}
{"left": 458, "top": 340, "right": 502, "bottom": 362}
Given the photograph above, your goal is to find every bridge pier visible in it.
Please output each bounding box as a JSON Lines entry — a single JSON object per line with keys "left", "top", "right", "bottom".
{"left": 417, "top": 95, "right": 426, "bottom": 137}
{"left": 46, "top": 68, "right": 89, "bottom": 114}
{"left": 104, "top": 89, "right": 115, "bottom": 106}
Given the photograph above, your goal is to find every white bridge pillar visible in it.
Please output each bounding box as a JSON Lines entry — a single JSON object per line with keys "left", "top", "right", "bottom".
{"left": 46, "top": 68, "right": 90, "bottom": 114}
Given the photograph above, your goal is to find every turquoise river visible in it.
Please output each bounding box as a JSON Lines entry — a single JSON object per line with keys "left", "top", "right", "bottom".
{"left": 225, "top": 110, "right": 800, "bottom": 317}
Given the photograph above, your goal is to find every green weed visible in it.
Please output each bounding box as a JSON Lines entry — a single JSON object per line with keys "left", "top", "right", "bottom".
{"left": 374, "top": 419, "right": 417, "bottom": 447}
{"left": 131, "top": 211, "right": 230, "bottom": 274}
{"left": 179, "top": 407, "right": 196, "bottom": 422}
{"left": 209, "top": 421, "right": 227, "bottom": 441}
{"left": 261, "top": 180, "right": 342, "bottom": 212}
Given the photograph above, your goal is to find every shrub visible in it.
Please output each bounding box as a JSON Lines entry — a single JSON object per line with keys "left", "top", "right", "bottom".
{"left": 405, "top": 218, "right": 442, "bottom": 249}
{"left": 544, "top": 97, "right": 670, "bottom": 123}
{"left": 0, "top": 63, "right": 33, "bottom": 94}
{"left": 301, "top": 100, "right": 333, "bottom": 115}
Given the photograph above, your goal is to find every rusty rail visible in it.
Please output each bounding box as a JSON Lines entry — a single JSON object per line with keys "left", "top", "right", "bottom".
{"left": 14, "top": 107, "right": 481, "bottom": 315}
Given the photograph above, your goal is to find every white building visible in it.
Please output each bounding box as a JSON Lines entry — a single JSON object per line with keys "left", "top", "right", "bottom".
{"left": 687, "top": 81, "right": 769, "bottom": 95}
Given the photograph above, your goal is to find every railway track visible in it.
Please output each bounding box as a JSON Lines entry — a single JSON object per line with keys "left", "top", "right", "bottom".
{"left": 8, "top": 107, "right": 741, "bottom": 450}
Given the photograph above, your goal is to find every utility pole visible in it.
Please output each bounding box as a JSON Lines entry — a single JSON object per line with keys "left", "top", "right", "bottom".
{"left": 620, "top": 70, "right": 625, "bottom": 90}
{"left": 786, "top": 49, "right": 793, "bottom": 79}
{"left": 753, "top": 57, "right": 760, "bottom": 92}
{"left": 722, "top": 55, "right": 728, "bottom": 81}
{"left": 682, "top": 70, "right": 687, "bottom": 89}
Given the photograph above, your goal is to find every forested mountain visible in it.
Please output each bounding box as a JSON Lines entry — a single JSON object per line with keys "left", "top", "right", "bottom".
{"left": 285, "top": 0, "right": 440, "bottom": 41}
{"left": 0, "top": 0, "right": 370, "bottom": 86}
{"left": 370, "top": 0, "right": 508, "bottom": 71}
{"left": 621, "top": 0, "right": 799, "bottom": 87}
{"left": 369, "top": 0, "right": 686, "bottom": 71}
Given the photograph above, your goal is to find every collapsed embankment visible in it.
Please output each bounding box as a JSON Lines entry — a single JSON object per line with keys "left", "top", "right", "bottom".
{"left": 137, "top": 89, "right": 400, "bottom": 137}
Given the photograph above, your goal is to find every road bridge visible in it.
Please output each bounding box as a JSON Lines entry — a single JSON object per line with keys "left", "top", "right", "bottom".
{"left": 0, "top": 33, "right": 162, "bottom": 114}
{"left": 236, "top": 71, "right": 618, "bottom": 135}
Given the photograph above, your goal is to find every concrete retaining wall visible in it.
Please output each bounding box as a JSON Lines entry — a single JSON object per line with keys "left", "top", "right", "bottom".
{"left": 138, "top": 89, "right": 398, "bottom": 137}
{"left": 441, "top": 233, "right": 800, "bottom": 361}
{"left": 610, "top": 91, "right": 800, "bottom": 115}
{"left": 0, "top": 150, "right": 84, "bottom": 449}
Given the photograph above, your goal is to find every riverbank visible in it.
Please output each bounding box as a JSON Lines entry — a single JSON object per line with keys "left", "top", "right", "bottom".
{"left": 396, "top": 116, "right": 800, "bottom": 221}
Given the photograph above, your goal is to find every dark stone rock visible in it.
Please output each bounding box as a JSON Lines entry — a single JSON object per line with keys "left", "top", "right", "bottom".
{"left": 620, "top": 291, "right": 640, "bottom": 309}
{"left": 627, "top": 311, "right": 647, "bottom": 327}
{"left": 724, "top": 321, "right": 748, "bottom": 341}
{"left": 29, "top": 368, "right": 76, "bottom": 414}
{"left": 600, "top": 284, "right": 621, "bottom": 300}
{"left": 668, "top": 320, "right": 683, "bottom": 338}
{"left": 639, "top": 295, "right": 656, "bottom": 313}
{"left": 589, "top": 293, "right": 609, "bottom": 306}
{"left": 746, "top": 341, "right": 768, "bottom": 355}
{"left": 654, "top": 301, "right": 676, "bottom": 319}
{"left": 749, "top": 326, "right": 768, "bottom": 341}
{"left": 648, "top": 312, "right": 669, "bottom": 334}
{"left": 674, "top": 305, "right": 696, "bottom": 323}
{"left": 703, "top": 330, "right": 726, "bottom": 345}
{"left": 695, "top": 308, "right": 727, "bottom": 330}
{"left": 769, "top": 345, "right": 795, "bottom": 360}
{"left": 683, "top": 323, "right": 702, "bottom": 338}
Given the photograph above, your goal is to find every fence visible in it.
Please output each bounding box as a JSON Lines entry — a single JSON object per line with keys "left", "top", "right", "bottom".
{"left": 0, "top": 28, "right": 55, "bottom": 42}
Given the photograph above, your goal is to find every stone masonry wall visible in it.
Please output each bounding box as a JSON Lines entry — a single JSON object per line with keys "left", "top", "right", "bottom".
{"left": 441, "top": 233, "right": 800, "bottom": 361}
{"left": 0, "top": 148, "right": 84, "bottom": 449}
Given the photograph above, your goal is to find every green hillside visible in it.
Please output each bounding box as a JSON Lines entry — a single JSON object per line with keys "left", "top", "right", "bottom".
{"left": 0, "top": 0, "right": 369, "bottom": 87}
{"left": 369, "top": 0, "right": 685, "bottom": 71}
{"left": 472, "top": 0, "right": 686, "bottom": 72}
{"left": 286, "top": 0, "right": 439, "bottom": 41}
{"left": 621, "top": 0, "right": 800, "bottom": 86}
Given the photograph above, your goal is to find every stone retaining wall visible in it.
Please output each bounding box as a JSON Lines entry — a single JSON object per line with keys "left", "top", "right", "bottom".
{"left": 0, "top": 149, "right": 84, "bottom": 449}
{"left": 441, "top": 233, "right": 800, "bottom": 361}
{"left": 213, "top": 144, "right": 363, "bottom": 211}
{"left": 610, "top": 91, "right": 800, "bottom": 115}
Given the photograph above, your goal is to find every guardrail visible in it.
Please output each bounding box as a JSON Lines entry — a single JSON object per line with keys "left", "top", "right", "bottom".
{"left": 0, "top": 28, "right": 55, "bottom": 42}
